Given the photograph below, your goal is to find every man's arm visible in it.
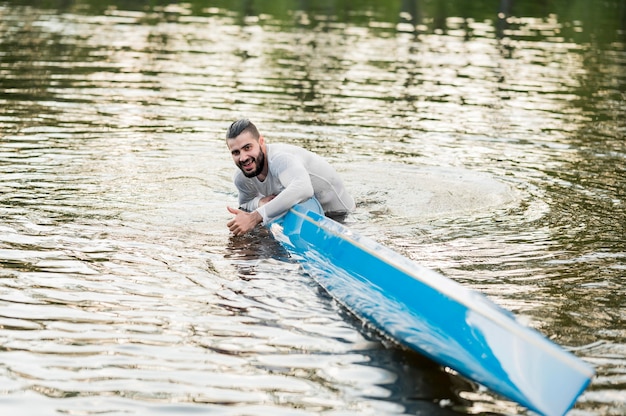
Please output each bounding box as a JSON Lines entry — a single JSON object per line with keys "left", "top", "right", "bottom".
{"left": 255, "top": 155, "right": 314, "bottom": 223}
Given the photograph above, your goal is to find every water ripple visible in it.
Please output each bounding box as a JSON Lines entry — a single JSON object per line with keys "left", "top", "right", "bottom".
{"left": 0, "top": 2, "right": 624, "bottom": 415}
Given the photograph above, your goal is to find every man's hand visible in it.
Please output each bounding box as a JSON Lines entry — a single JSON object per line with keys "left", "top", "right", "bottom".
{"left": 227, "top": 207, "right": 263, "bottom": 236}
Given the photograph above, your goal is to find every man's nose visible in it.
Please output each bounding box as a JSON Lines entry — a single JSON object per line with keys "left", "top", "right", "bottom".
{"left": 239, "top": 150, "right": 251, "bottom": 161}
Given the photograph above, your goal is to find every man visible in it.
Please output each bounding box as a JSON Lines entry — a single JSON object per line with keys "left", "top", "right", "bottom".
{"left": 226, "top": 119, "right": 355, "bottom": 236}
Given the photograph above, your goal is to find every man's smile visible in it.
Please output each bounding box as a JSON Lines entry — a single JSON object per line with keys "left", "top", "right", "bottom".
{"left": 241, "top": 158, "right": 255, "bottom": 170}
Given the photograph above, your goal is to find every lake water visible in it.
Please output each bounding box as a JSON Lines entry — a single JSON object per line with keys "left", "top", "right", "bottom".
{"left": 0, "top": 1, "right": 624, "bottom": 415}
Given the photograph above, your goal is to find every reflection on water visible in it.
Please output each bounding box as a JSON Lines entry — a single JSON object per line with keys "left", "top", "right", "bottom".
{"left": 1, "top": 0, "right": 624, "bottom": 415}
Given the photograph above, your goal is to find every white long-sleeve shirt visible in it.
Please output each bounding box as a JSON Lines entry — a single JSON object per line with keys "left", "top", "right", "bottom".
{"left": 234, "top": 143, "right": 355, "bottom": 224}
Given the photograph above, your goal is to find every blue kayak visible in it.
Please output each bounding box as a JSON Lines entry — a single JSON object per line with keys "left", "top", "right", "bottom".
{"left": 268, "top": 198, "right": 594, "bottom": 416}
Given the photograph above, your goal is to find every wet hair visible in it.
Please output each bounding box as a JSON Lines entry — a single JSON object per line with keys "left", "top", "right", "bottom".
{"left": 226, "top": 119, "right": 260, "bottom": 140}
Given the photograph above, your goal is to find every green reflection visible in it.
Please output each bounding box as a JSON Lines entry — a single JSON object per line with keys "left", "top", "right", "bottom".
{"left": 4, "top": 0, "right": 624, "bottom": 43}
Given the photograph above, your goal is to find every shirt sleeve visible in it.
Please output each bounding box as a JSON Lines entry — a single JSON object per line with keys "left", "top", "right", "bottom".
{"left": 234, "top": 172, "right": 262, "bottom": 212}
{"left": 255, "top": 153, "right": 314, "bottom": 223}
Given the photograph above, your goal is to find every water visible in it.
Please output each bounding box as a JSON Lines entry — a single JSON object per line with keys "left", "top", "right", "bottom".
{"left": 1, "top": 0, "right": 624, "bottom": 415}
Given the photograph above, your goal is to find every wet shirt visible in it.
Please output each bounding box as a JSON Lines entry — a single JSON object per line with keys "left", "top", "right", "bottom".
{"left": 234, "top": 143, "right": 355, "bottom": 224}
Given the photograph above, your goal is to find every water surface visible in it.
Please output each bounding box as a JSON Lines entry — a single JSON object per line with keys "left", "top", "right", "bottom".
{"left": 0, "top": 1, "right": 624, "bottom": 415}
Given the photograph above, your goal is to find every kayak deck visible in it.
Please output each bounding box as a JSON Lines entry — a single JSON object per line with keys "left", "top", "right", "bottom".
{"left": 269, "top": 199, "right": 594, "bottom": 416}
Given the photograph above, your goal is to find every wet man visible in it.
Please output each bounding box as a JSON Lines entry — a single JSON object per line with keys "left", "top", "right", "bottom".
{"left": 225, "top": 119, "right": 355, "bottom": 236}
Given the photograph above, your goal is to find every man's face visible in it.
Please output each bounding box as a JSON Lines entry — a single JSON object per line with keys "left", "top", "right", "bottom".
{"left": 227, "top": 131, "right": 266, "bottom": 178}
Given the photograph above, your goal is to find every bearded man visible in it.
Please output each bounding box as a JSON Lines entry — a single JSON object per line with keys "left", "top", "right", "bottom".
{"left": 225, "top": 119, "right": 355, "bottom": 236}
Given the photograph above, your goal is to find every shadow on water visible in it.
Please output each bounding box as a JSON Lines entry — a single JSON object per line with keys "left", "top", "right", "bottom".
{"left": 225, "top": 228, "right": 291, "bottom": 263}
{"left": 370, "top": 348, "right": 477, "bottom": 416}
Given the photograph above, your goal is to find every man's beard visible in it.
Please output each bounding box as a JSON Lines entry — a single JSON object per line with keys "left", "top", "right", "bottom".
{"left": 239, "top": 148, "right": 265, "bottom": 178}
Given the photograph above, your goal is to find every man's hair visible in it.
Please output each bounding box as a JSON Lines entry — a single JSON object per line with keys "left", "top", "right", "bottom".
{"left": 226, "top": 119, "right": 260, "bottom": 140}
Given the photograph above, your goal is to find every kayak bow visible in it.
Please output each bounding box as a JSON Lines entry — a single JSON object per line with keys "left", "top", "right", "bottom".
{"left": 269, "top": 198, "right": 594, "bottom": 416}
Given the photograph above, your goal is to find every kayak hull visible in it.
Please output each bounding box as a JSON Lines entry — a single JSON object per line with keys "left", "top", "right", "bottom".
{"left": 269, "top": 199, "right": 594, "bottom": 416}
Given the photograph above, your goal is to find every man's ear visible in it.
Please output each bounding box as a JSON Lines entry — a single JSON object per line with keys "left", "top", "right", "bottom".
{"left": 259, "top": 135, "right": 266, "bottom": 149}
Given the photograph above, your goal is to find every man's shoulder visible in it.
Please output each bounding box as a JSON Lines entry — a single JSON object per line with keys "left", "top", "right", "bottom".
{"left": 267, "top": 142, "right": 299, "bottom": 152}
{"left": 267, "top": 143, "right": 309, "bottom": 159}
